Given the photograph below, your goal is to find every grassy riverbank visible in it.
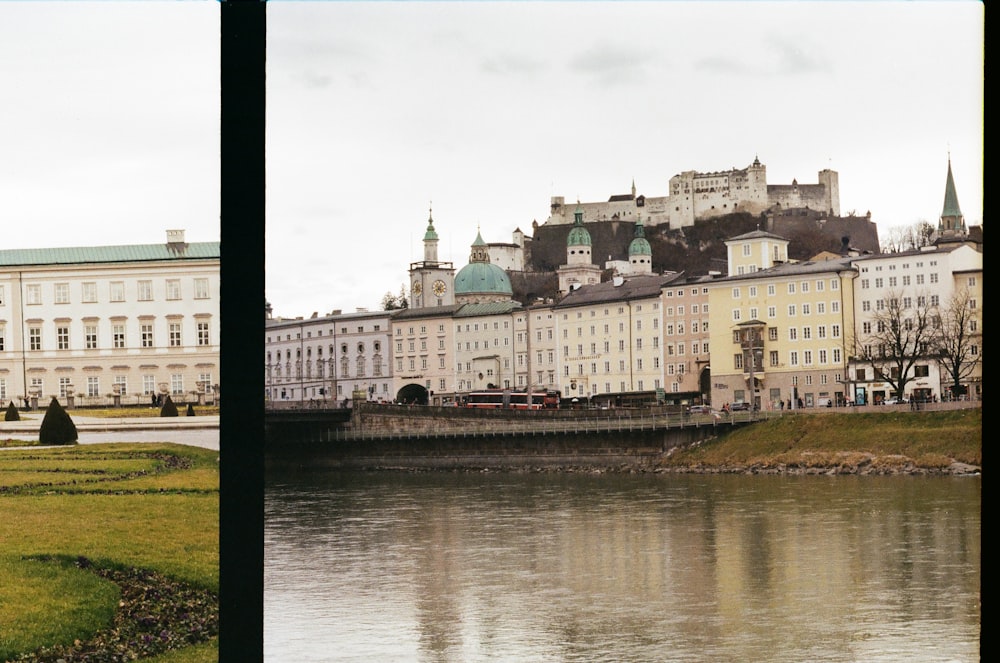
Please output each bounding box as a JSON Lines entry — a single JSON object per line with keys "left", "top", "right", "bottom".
{"left": 659, "top": 408, "right": 982, "bottom": 474}
{"left": 0, "top": 443, "right": 219, "bottom": 662}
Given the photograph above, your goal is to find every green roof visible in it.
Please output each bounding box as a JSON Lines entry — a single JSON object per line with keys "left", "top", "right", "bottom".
{"left": 941, "top": 159, "right": 964, "bottom": 219}
{"left": 0, "top": 241, "right": 220, "bottom": 267}
{"left": 454, "top": 261, "right": 513, "bottom": 295}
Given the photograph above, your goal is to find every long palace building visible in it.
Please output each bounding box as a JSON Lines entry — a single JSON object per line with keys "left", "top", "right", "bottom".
{"left": 0, "top": 229, "right": 220, "bottom": 407}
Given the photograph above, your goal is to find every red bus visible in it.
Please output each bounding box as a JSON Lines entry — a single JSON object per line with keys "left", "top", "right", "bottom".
{"left": 464, "top": 389, "right": 556, "bottom": 410}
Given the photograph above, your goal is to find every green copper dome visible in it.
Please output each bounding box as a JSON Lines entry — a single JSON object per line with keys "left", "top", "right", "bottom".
{"left": 423, "top": 209, "right": 439, "bottom": 241}
{"left": 628, "top": 219, "right": 651, "bottom": 256}
{"left": 454, "top": 262, "right": 513, "bottom": 296}
{"left": 567, "top": 207, "right": 591, "bottom": 246}
{"left": 454, "top": 229, "right": 513, "bottom": 296}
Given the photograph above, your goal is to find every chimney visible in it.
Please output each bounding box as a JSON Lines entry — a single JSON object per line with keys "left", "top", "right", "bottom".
{"left": 166, "top": 229, "right": 187, "bottom": 254}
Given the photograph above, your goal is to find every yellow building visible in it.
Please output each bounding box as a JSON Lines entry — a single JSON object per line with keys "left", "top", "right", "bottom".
{"left": 708, "top": 231, "right": 857, "bottom": 409}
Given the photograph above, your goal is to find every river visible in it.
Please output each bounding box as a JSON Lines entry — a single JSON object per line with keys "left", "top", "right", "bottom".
{"left": 264, "top": 469, "right": 980, "bottom": 662}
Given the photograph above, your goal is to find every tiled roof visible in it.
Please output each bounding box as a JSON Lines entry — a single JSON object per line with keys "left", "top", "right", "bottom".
{"left": 454, "top": 301, "right": 523, "bottom": 317}
{"left": 554, "top": 273, "right": 683, "bottom": 308}
{"left": 0, "top": 242, "right": 220, "bottom": 267}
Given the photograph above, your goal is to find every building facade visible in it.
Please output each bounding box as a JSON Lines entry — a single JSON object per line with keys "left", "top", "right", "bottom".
{"left": 0, "top": 230, "right": 219, "bottom": 407}
{"left": 265, "top": 308, "right": 393, "bottom": 407}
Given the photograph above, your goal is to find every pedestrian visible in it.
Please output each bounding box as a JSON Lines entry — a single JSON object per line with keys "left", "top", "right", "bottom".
{"left": 780, "top": 399, "right": 785, "bottom": 411}
{"left": 151, "top": 393, "right": 157, "bottom": 408}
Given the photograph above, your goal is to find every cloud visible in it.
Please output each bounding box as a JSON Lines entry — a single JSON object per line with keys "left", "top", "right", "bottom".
{"left": 480, "top": 54, "right": 547, "bottom": 76}
{"left": 569, "top": 43, "right": 656, "bottom": 85}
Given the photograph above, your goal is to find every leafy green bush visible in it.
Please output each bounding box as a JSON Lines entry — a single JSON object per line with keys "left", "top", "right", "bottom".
{"left": 38, "top": 397, "right": 78, "bottom": 445}
{"left": 160, "top": 395, "right": 179, "bottom": 417}
{"left": 4, "top": 400, "right": 19, "bottom": 421}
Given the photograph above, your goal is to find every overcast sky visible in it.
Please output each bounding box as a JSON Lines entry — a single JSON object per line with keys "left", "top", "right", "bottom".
{"left": 3, "top": 2, "right": 982, "bottom": 321}
{"left": 266, "top": 0, "right": 983, "bottom": 319}
{"left": 1, "top": 2, "right": 219, "bottom": 248}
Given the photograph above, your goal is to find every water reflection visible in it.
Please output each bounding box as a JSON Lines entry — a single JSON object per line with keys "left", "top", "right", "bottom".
{"left": 265, "top": 471, "right": 980, "bottom": 662}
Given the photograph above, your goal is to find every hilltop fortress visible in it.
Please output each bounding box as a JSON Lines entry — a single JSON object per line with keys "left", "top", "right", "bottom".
{"left": 545, "top": 156, "right": 839, "bottom": 229}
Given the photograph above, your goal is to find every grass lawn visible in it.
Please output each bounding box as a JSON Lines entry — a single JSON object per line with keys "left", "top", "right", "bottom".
{"left": 0, "top": 443, "right": 219, "bottom": 662}
{"left": 660, "top": 408, "right": 982, "bottom": 471}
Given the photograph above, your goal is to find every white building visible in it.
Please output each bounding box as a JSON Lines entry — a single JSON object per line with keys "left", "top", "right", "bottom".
{"left": 0, "top": 230, "right": 219, "bottom": 407}
{"left": 265, "top": 308, "right": 394, "bottom": 407}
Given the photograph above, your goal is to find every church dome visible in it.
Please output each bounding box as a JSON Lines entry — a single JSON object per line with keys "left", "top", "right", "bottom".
{"left": 455, "top": 261, "right": 513, "bottom": 296}
{"left": 629, "top": 219, "right": 651, "bottom": 256}
{"left": 567, "top": 206, "right": 591, "bottom": 246}
{"left": 455, "top": 229, "right": 513, "bottom": 297}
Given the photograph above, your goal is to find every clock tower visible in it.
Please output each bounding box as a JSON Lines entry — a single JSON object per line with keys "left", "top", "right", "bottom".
{"left": 408, "top": 205, "right": 455, "bottom": 308}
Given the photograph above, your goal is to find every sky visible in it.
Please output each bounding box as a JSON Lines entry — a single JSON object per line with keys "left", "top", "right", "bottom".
{"left": 2, "top": 2, "right": 983, "bottom": 321}
{"left": 1, "top": 2, "right": 220, "bottom": 249}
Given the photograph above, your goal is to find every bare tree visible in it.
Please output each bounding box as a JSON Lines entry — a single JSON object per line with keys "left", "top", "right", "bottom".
{"left": 934, "top": 288, "right": 982, "bottom": 399}
{"left": 855, "top": 289, "right": 939, "bottom": 399}
{"left": 880, "top": 220, "right": 935, "bottom": 253}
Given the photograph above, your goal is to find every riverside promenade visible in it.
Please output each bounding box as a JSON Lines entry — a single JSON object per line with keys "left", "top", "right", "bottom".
{"left": 0, "top": 413, "right": 219, "bottom": 450}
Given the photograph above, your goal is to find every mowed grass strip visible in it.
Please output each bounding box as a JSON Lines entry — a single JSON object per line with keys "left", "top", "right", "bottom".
{"left": 661, "top": 408, "right": 982, "bottom": 469}
{"left": 0, "top": 443, "right": 218, "bottom": 661}
{"left": 0, "top": 556, "right": 120, "bottom": 659}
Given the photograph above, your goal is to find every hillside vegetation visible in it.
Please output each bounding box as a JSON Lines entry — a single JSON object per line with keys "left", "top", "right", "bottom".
{"left": 659, "top": 408, "right": 981, "bottom": 474}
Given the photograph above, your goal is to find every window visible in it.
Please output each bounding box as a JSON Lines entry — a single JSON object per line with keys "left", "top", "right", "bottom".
{"left": 787, "top": 283, "right": 795, "bottom": 294}
{"left": 108, "top": 281, "right": 125, "bottom": 302}
{"left": 141, "top": 323, "right": 154, "bottom": 348}
{"left": 194, "top": 278, "right": 210, "bottom": 299}
{"left": 29, "top": 326, "right": 41, "bottom": 351}
{"left": 770, "top": 350, "right": 779, "bottom": 367}
{"left": 27, "top": 284, "right": 42, "bottom": 305}
{"left": 789, "top": 351, "right": 799, "bottom": 366}
{"left": 85, "top": 324, "right": 98, "bottom": 349}
{"left": 54, "top": 283, "right": 70, "bottom": 304}
{"left": 732, "top": 287, "right": 741, "bottom": 298}
{"left": 87, "top": 376, "right": 100, "bottom": 398}
{"left": 734, "top": 354, "right": 743, "bottom": 369}
{"left": 166, "top": 280, "right": 181, "bottom": 300}
{"left": 769, "top": 327, "right": 778, "bottom": 341}
{"left": 138, "top": 280, "right": 153, "bottom": 301}
{"left": 789, "top": 328, "right": 797, "bottom": 341}
{"left": 0, "top": 325, "right": 4, "bottom": 351}
{"left": 59, "top": 377, "right": 72, "bottom": 398}
{"left": 171, "top": 374, "right": 184, "bottom": 395}
{"left": 169, "top": 322, "right": 182, "bottom": 347}
{"left": 787, "top": 305, "right": 796, "bottom": 316}
{"left": 113, "top": 323, "right": 126, "bottom": 349}
{"left": 197, "top": 322, "right": 210, "bottom": 346}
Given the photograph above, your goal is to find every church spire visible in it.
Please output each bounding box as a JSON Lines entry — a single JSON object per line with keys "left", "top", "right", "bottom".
{"left": 938, "top": 157, "right": 966, "bottom": 236}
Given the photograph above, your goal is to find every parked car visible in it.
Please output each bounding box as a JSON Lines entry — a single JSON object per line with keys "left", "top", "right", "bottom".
{"left": 730, "top": 402, "right": 751, "bottom": 411}
{"left": 687, "top": 404, "right": 713, "bottom": 415}
{"left": 883, "top": 397, "right": 908, "bottom": 405}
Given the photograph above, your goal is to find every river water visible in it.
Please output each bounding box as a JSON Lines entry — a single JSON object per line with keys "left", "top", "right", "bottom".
{"left": 264, "top": 469, "right": 980, "bottom": 662}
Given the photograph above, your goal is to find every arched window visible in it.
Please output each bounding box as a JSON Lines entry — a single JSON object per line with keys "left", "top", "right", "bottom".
{"left": 340, "top": 356, "right": 350, "bottom": 378}
{"left": 356, "top": 356, "right": 366, "bottom": 377}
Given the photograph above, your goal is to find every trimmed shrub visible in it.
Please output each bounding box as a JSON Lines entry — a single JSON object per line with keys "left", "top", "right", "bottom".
{"left": 186, "top": 403, "right": 196, "bottom": 417}
{"left": 160, "top": 396, "right": 179, "bottom": 417}
{"left": 39, "top": 397, "right": 78, "bottom": 445}
{"left": 4, "top": 401, "right": 19, "bottom": 422}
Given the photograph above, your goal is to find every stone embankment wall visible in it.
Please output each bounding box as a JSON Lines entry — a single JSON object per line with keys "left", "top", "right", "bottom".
{"left": 266, "top": 404, "right": 721, "bottom": 470}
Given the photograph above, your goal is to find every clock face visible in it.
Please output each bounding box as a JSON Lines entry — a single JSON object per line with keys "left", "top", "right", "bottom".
{"left": 432, "top": 280, "right": 447, "bottom": 296}
{"left": 412, "top": 281, "right": 422, "bottom": 295}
